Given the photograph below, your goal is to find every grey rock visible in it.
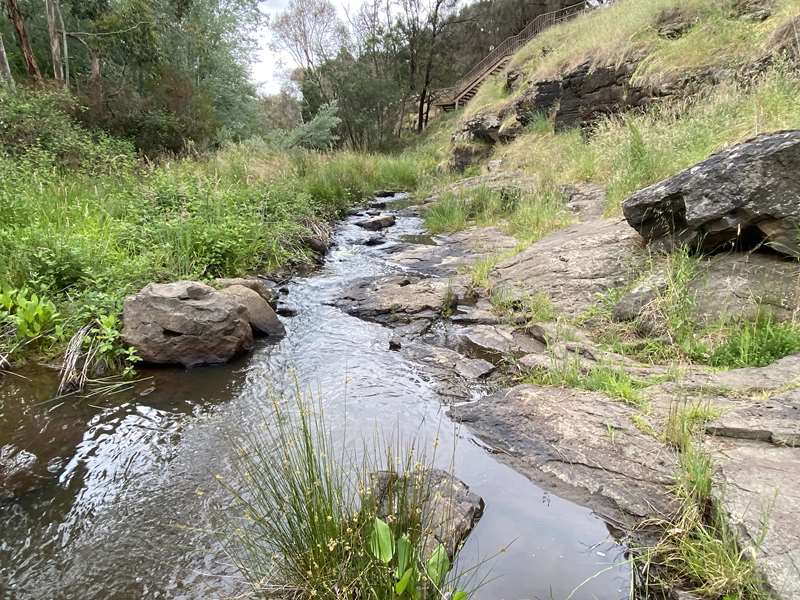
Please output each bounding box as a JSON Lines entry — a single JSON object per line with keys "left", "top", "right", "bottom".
{"left": 451, "top": 384, "right": 678, "bottom": 528}
{"left": 1, "top": 445, "right": 41, "bottom": 500}
{"left": 214, "top": 277, "right": 276, "bottom": 304}
{"left": 455, "top": 324, "right": 546, "bottom": 363}
{"left": 706, "top": 389, "right": 800, "bottom": 446}
{"left": 220, "top": 285, "right": 286, "bottom": 338}
{"left": 366, "top": 209, "right": 382, "bottom": 216}
{"left": 122, "top": 281, "right": 254, "bottom": 367}
{"left": 275, "top": 303, "right": 299, "bottom": 317}
{"left": 658, "top": 20, "right": 693, "bottom": 39}
{"left": 335, "top": 276, "right": 461, "bottom": 326}
{"left": 356, "top": 214, "right": 396, "bottom": 231}
{"left": 493, "top": 219, "right": 644, "bottom": 317}
{"left": 711, "top": 438, "right": 800, "bottom": 598}
{"left": 562, "top": 183, "right": 606, "bottom": 221}
{"left": 363, "top": 234, "right": 386, "bottom": 247}
{"left": 449, "top": 143, "right": 493, "bottom": 173}
{"left": 370, "top": 469, "right": 484, "bottom": 560}
{"left": 452, "top": 113, "right": 502, "bottom": 145}
{"left": 515, "top": 79, "right": 562, "bottom": 124}
{"left": 403, "top": 343, "right": 496, "bottom": 381}
{"left": 505, "top": 69, "right": 523, "bottom": 92}
{"left": 622, "top": 131, "right": 800, "bottom": 257}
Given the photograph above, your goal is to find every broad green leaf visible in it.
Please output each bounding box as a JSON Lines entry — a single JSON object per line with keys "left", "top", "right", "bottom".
{"left": 395, "top": 533, "right": 412, "bottom": 578}
{"left": 452, "top": 591, "right": 468, "bottom": 600}
{"left": 394, "top": 567, "right": 414, "bottom": 596}
{"left": 369, "top": 517, "right": 394, "bottom": 564}
{"left": 426, "top": 543, "right": 450, "bottom": 588}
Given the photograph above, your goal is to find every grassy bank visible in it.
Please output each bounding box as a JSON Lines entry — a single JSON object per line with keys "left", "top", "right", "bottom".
{"left": 0, "top": 89, "right": 435, "bottom": 371}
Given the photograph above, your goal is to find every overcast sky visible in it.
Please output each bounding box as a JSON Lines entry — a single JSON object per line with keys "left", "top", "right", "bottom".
{"left": 253, "top": 0, "right": 361, "bottom": 95}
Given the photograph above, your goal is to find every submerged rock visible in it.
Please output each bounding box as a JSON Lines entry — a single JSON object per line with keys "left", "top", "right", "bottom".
{"left": 220, "top": 284, "right": 286, "bottom": 338}
{"left": 622, "top": 131, "right": 800, "bottom": 256}
{"left": 1, "top": 445, "right": 42, "bottom": 500}
{"left": 370, "top": 469, "right": 484, "bottom": 560}
{"left": 356, "top": 214, "right": 396, "bottom": 231}
{"left": 122, "top": 281, "right": 254, "bottom": 367}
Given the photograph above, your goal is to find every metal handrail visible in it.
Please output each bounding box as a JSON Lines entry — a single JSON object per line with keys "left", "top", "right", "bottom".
{"left": 433, "top": 1, "right": 592, "bottom": 106}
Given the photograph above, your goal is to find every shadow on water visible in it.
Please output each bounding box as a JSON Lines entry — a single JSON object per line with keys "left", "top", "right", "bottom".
{"left": 1, "top": 194, "right": 631, "bottom": 600}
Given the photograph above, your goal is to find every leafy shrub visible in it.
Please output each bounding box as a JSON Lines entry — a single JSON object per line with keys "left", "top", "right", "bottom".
{"left": 286, "top": 101, "right": 342, "bottom": 150}
{"left": 0, "top": 287, "right": 63, "bottom": 342}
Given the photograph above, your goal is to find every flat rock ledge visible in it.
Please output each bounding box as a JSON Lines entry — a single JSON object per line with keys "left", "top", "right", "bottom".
{"left": 451, "top": 384, "right": 678, "bottom": 530}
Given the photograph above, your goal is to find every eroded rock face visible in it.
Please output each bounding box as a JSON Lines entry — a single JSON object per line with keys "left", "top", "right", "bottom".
{"left": 622, "top": 131, "right": 800, "bottom": 257}
{"left": 370, "top": 469, "right": 484, "bottom": 560}
{"left": 1, "top": 445, "right": 41, "bottom": 500}
{"left": 220, "top": 284, "right": 286, "bottom": 338}
{"left": 455, "top": 324, "right": 546, "bottom": 363}
{"left": 492, "top": 219, "right": 644, "bottom": 317}
{"left": 122, "top": 281, "right": 254, "bottom": 367}
{"left": 451, "top": 384, "right": 678, "bottom": 527}
{"left": 449, "top": 144, "right": 493, "bottom": 173}
{"left": 452, "top": 113, "right": 502, "bottom": 145}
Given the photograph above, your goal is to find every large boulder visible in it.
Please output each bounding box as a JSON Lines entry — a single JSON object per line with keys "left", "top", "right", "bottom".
{"left": 452, "top": 113, "right": 502, "bottom": 144}
{"left": 122, "top": 281, "right": 254, "bottom": 367}
{"left": 214, "top": 277, "right": 276, "bottom": 305}
{"left": 622, "top": 131, "right": 800, "bottom": 257}
{"left": 1, "top": 445, "right": 41, "bottom": 500}
{"left": 356, "top": 214, "right": 396, "bottom": 231}
{"left": 220, "top": 284, "right": 286, "bottom": 338}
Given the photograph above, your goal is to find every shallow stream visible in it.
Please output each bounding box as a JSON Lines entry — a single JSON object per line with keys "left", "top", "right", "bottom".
{"left": 1, "top": 196, "right": 631, "bottom": 599}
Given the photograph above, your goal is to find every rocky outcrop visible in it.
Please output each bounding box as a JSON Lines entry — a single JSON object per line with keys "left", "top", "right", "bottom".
{"left": 514, "top": 79, "right": 562, "bottom": 125}
{"left": 1, "top": 445, "right": 41, "bottom": 500}
{"left": 451, "top": 384, "right": 678, "bottom": 528}
{"left": 622, "top": 131, "right": 800, "bottom": 257}
{"left": 555, "top": 60, "right": 653, "bottom": 130}
{"left": 220, "top": 284, "right": 286, "bottom": 337}
{"left": 122, "top": 281, "right": 254, "bottom": 367}
{"left": 370, "top": 469, "right": 484, "bottom": 560}
{"left": 455, "top": 324, "right": 546, "bottom": 363}
{"left": 449, "top": 143, "right": 493, "bottom": 173}
{"left": 492, "top": 219, "right": 644, "bottom": 317}
{"left": 452, "top": 113, "right": 502, "bottom": 144}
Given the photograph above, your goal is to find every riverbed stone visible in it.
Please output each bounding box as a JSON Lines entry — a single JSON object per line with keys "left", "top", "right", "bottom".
{"left": 492, "top": 219, "right": 644, "bottom": 317}
{"left": 214, "top": 277, "right": 276, "bottom": 304}
{"left": 122, "top": 281, "right": 254, "bottom": 367}
{"left": 451, "top": 384, "right": 678, "bottom": 528}
{"left": 356, "top": 214, "right": 396, "bottom": 231}
{"left": 335, "top": 275, "right": 462, "bottom": 326}
{"left": 455, "top": 324, "right": 546, "bottom": 363}
{"left": 0, "top": 445, "right": 41, "bottom": 500}
{"left": 220, "top": 284, "right": 286, "bottom": 338}
{"left": 622, "top": 130, "right": 800, "bottom": 257}
{"left": 370, "top": 469, "right": 484, "bottom": 560}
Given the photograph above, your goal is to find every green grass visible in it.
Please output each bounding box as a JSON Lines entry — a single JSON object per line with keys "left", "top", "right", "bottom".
{"left": 221, "top": 391, "right": 474, "bottom": 600}
{"left": 709, "top": 312, "right": 800, "bottom": 368}
{"left": 523, "top": 356, "right": 649, "bottom": 408}
{"left": 423, "top": 183, "right": 572, "bottom": 243}
{"left": 637, "top": 401, "right": 770, "bottom": 599}
{"left": 490, "top": 286, "right": 555, "bottom": 324}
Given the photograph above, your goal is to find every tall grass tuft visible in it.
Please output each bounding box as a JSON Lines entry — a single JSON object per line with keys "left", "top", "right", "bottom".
{"left": 220, "top": 391, "right": 476, "bottom": 600}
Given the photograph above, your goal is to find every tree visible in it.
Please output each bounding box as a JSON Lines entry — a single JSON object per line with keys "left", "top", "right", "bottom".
{"left": 44, "top": 0, "right": 64, "bottom": 85}
{"left": 4, "top": 0, "right": 42, "bottom": 81}
{"left": 0, "top": 31, "right": 14, "bottom": 89}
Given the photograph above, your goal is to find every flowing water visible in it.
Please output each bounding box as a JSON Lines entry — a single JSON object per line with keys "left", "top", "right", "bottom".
{"left": 1, "top": 196, "right": 631, "bottom": 599}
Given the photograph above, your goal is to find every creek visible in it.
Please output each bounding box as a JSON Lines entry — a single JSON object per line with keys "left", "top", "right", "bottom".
{"left": 1, "top": 195, "right": 630, "bottom": 599}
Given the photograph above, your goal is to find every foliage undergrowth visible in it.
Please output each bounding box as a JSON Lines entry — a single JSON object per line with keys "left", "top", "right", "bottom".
{"left": 0, "top": 89, "right": 432, "bottom": 368}
{"left": 221, "top": 391, "right": 474, "bottom": 600}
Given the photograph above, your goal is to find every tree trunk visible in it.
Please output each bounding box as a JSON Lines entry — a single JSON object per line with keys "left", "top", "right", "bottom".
{"left": 5, "top": 0, "right": 42, "bottom": 81}
{"left": 44, "top": 0, "right": 64, "bottom": 85}
{"left": 0, "top": 32, "right": 14, "bottom": 89}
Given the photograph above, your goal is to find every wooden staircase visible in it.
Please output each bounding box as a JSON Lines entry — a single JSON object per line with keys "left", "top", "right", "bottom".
{"left": 432, "top": 1, "right": 597, "bottom": 113}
